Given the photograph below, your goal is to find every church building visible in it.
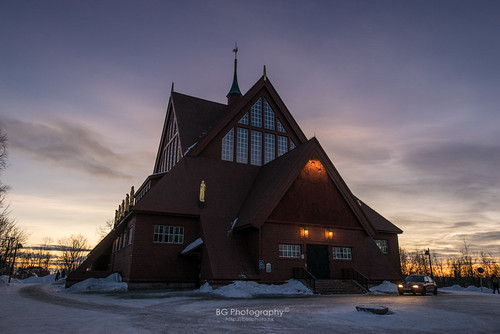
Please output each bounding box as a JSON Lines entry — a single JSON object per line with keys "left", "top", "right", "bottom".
{"left": 67, "top": 51, "right": 403, "bottom": 291}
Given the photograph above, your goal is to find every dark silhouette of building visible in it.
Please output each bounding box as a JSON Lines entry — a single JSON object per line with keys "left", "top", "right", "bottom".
{"left": 68, "top": 56, "right": 402, "bottom": 289}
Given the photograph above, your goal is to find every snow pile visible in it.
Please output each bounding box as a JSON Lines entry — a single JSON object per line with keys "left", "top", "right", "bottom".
{"left": 67, "top": 273, "right": 128, "bottom": 293}
{"left": 441, "top": 284, "right": 493, "bottom": 294}
{"left": 369, "top": 281, "right": 398, "bottom": 294}
{"left": 199, "top": 279, "right": 313, "bottom": 298}
{"left": 0, "top": 275, "right": 22, "bottom": 285}
{"left": 22, "top": 274, "right": 58, "bottom": 284}
{"left": 181, "top": 237, "right": 203, "bottom": 254}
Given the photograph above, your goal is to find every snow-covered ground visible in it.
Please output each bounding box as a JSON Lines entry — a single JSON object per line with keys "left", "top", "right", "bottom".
{"left": 1, "top": 275, "right": 500, "bottom": 333}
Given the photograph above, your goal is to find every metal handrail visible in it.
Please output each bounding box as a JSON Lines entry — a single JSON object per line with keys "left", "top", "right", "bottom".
{"left": 342, "top": 268, "right": 370, "bottom": 290}
{"left": 292, "top": 267, "right": 316, "bottom": 293}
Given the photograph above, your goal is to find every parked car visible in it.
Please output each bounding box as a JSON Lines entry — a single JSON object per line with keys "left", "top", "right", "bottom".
{"left": 398, "top": 275, "right": 438, "bottom": 295}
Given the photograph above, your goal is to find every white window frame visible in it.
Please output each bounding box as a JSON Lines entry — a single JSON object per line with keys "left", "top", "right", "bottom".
{"left": 333, "top": 247, "right": 352, "bottom": 260}
{"left": 279, "top": 244, "right": 301, "bottom": 258}
{"left": 153, "top": 225, "right": 184, "bottom": 244}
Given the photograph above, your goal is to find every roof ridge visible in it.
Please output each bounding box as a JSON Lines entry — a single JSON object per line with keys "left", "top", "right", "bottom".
{"left": 172, "top": 91, "right": 227, "bottom": 107}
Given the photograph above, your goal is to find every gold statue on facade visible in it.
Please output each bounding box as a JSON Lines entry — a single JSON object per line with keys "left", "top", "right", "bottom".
{"left": 199, "top": 181, "right": 206, "bottom": 203}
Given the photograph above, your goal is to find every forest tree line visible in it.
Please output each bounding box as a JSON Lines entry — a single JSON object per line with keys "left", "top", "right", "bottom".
{"left": 400, "top": 241, "right": 499, "bottom": 288}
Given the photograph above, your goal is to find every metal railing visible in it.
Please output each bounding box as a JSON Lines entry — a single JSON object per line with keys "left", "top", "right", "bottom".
{"left": 342, "top": 268, "right": 370, "bottom": 291}
{"left": 292, "top": 267, "right": 317, "bottom": 293}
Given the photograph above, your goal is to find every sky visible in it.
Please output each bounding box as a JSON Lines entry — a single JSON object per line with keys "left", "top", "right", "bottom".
{"left": 1, "top": 1, "right": 499, "bottom": 259}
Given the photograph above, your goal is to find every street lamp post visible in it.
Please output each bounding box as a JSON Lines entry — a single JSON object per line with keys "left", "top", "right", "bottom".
{"left": 425, "top": 248, "right": 434, "bottom": 279}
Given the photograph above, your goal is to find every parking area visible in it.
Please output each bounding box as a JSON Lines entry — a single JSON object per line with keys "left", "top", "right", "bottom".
{"left": 1, "top": 284, "right": 500, "bottom": 333}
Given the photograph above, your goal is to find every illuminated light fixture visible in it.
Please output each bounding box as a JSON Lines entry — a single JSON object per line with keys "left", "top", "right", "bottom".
{"left": 325, "top": 228, "right": 333, "bottom": 239}
{"left": 302, "top": 226, "right": 309, "bottom": 237}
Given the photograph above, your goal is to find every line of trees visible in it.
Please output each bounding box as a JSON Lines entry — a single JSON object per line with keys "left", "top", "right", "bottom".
{"left": 13, "top": 235, "right": 90, "bottom": 278}
{"left": 400, "top": 241, "right": 499, "bottom": 288}
{"left": 1, "top": 127, "right": 90, "bottom": 278}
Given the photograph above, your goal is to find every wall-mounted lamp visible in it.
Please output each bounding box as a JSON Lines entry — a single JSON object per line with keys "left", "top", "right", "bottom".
{"left": 301, "top": 226, "right": 309, "bottom": 238}
{"left": 325, "top": 228, "right": 333, "bottom": 239}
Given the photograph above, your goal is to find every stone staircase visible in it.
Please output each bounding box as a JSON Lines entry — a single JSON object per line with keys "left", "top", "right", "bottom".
{"left": 313, "top": 279, "right": 368, "bottom": 294}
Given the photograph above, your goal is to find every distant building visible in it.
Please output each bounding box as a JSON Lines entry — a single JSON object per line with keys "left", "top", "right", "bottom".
{"left": 68, "top": 54, "right": 402, "bottom": 290}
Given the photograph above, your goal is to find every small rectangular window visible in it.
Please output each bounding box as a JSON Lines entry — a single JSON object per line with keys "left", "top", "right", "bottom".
{"left": 279, "top": 244, "right": 301, "bottom": 258}
{"left": 376, "top": 240, "right": 388, "bottom": 254}
{"left": 333, "top": 247, "right": 352, "bottom": 260}
{"left": 153, "top": 225, "right": 184, "bottom": 244}
{"left": 153, "top": 225, "right": 163, "bottom": 242}
{"left": 128, "top": 227, "right": 134, "bottom": 245}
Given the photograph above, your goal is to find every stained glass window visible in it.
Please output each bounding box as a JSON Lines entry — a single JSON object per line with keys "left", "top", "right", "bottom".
{"left": 264, "top": 133, "right": 275, "bottom": 164}
{"left": 277, "top": 119, "right": 286, "bottom": 133}
{"left": 236, "top": 128, "right": 248, "bottom": 163}
{"left": 251, "top": 130, "right": 262, "bottom": 166}
{"left": 222, "top": 128, "right": 234, "bottom": 161}
{"left": 251, "top": 98, "right": 262, "bottom": 127}
{"left": 278, "top": 135, "right": 288, "bottom": 157}
{"left": 264, "top": 100, "right": 275, "bottom": 130}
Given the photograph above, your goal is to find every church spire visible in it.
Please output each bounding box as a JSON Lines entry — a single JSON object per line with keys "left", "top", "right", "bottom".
{"left": 227, "top": 43, "right": 242, "bottom": 105}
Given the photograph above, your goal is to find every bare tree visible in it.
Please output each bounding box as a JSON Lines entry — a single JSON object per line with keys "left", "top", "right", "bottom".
{"left": 58, "top": 234, "right": 89, "bottom": 273}
{"left": 0, "top": 129, "right": 8, "bottom": 199}
{"left": 96, "top": 219, "right": 114, "bottom": 241}
{"left": 478, "top": 251, "right": 499, "bottom": 278}
{"left": 399, "top": 247, "right": 410, "bottom": 276}
{"left": 38, "top": 237, "right": 53, "bottom": 270}
{"left": 0, "top": 129, "right": 28, "bottom": 274}
{"left": 431, "top": 254, "right": 445, "bottom": 278}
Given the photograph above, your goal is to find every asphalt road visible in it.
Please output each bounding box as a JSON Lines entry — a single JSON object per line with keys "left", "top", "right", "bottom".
{"left": 2, "top": 284, "right": 500, "bottom": 333}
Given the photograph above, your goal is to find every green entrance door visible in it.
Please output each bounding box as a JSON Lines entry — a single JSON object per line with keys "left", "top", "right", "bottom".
{"left": 306, "top": 244, "right": 330, "bottom": 279}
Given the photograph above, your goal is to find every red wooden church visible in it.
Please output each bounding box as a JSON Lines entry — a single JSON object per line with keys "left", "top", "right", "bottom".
{"left": 68, "top": 54, "right": 403, "bottom": 290}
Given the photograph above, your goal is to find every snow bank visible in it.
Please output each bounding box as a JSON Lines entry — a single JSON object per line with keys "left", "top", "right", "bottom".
{"left": 66, "top": 273, "right": 128, "bottom": 293}
{"left": 199, "top": 279, "right": 313, "bottom": 298}
{"left": 22, "top": 274, "right": 58, "bottom": 284}
{"left": 0, "top": 275, "right": 22, "bottom": 285}
{"left": 369, "top": 281, "right": 398, "bottom": 294}
{"left": 441, "top": 284, "right": 493, "bottom": 294}
{"left": 0, "top": 275, "right": 9, "bottom": 287}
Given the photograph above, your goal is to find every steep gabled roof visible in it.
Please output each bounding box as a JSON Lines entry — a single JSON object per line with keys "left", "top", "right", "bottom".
{"left": 189, "top": 75, "right": 308, "bottom": 157}
{"left": 234, "top": 137, "right": 387, "bottom": 237}
{"left": 358, "top": 199, "right": 403, "bottom": 234}
{"left": 235, "top": 139, "right": 311, "bottom": 229}
{"left": 136, "top": 156, "right": 259, "bottom": 215}
{"left": 153, "top": 92, "right": 228, "bottom": 171}
{"left": 172, "top": 92, "right": 228, "bottom": 153}
{"left": 133, "top": 156, "right": 261, "bottom": 280}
